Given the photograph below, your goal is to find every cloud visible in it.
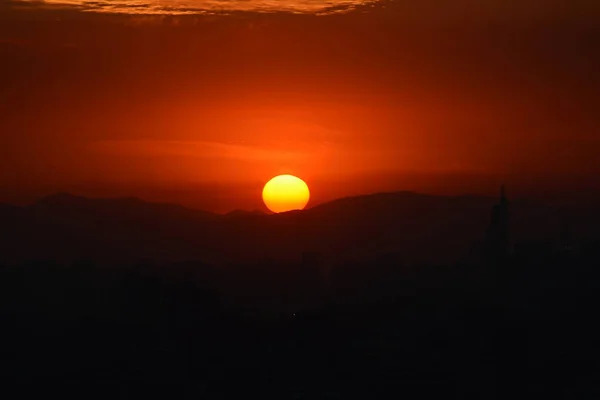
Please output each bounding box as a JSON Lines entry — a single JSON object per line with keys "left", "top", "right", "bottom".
{"left": 89, "top": 135, "right": 399, "bottom": 183}
{"left": 11, "top": 0, "right": 376, "bottom": 15}
{"left": 6, "top": 0, "right": 599, "bottom": 27}
{"left": 89, "top": 139, "right": 338, "bottom": 183}
{"left": 92, "top": 139, "right": 313, "bottom": 162}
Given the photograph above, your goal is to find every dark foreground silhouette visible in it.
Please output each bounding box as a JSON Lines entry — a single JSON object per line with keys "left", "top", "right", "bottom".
{"left": 1, "top": 191, "right": 600, "bottom": 397}
{"left": 2, "top": 248, "right": 600, "bottom": 398}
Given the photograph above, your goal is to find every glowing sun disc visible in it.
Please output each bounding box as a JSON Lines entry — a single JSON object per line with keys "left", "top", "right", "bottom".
{"left": 262, "top": 175, "right": 310, "bottom": 213}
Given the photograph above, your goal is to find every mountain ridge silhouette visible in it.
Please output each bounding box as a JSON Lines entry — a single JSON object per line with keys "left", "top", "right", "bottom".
{"left": 0, "top": 190, "right": 597, "bottom": 265}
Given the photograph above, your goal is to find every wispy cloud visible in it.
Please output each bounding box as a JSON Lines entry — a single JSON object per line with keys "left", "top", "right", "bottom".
{"left": 92, "top": 139, "right": 313, "bottom": 162}
{"left": 12, "top": 0, "right": 376, "bottom": 15}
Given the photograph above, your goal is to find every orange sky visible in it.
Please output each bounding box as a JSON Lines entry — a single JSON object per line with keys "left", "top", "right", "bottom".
{"left": 1, "top": 1, "right": 599, "bottom": 211}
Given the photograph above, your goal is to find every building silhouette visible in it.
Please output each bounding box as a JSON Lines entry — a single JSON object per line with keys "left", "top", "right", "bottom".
{"left": 484, "top": 185, "right": 511, "bottom": 261}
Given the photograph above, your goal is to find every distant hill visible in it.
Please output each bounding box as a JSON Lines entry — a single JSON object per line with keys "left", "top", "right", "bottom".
{"left": 0, "top": 191, "right": 597, "bottom": 265}
{"left": 31, "top": 192, "right": 217, "bottom": 221}
{"left": 224, "top": 209, "right": 266, "bottom": 218}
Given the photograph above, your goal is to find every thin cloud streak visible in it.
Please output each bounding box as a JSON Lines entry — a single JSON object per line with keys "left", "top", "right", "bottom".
{"left": 13, "top": 0, "right": 377, "bottom": 15}
{"left": 92, "top": 139, "right": 313, "bottom": 162}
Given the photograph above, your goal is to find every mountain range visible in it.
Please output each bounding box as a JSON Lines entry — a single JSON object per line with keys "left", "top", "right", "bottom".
{"left": 0, "top": 191, "right": 598, "bottom": 265}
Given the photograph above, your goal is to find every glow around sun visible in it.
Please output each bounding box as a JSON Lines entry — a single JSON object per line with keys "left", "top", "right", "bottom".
{"left": 262, "top": 175, "right": 310, "bottom": 213}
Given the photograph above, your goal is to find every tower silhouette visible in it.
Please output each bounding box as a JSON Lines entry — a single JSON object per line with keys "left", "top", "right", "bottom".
{"left": 484, "top": 185, "right": 510, "bottom": 261}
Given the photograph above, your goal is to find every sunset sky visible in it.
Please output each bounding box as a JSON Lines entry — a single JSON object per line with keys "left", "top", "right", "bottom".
{"left": 1, "top": 0, "right": 599, "bottom": 212}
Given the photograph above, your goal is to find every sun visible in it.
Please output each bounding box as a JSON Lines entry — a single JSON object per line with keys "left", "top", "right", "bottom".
{"left": 262, "top": 175, "right": 310, "bottom": 213}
